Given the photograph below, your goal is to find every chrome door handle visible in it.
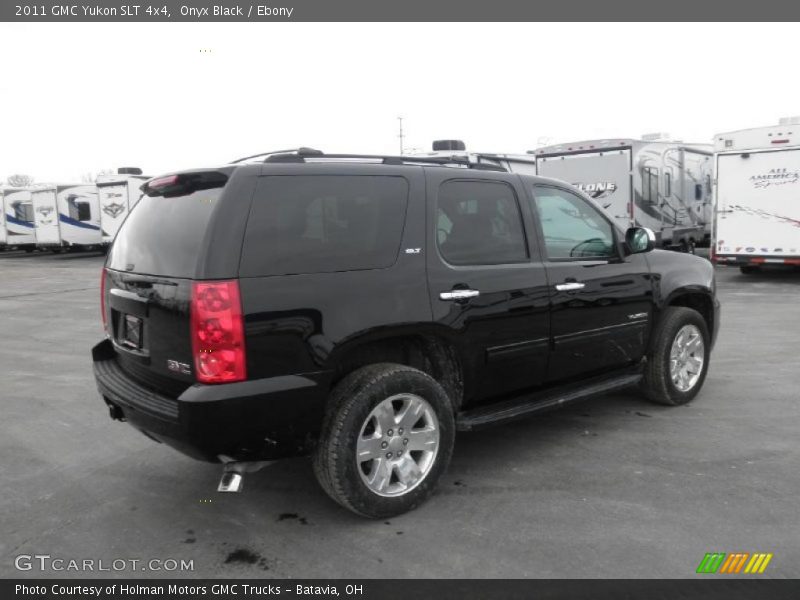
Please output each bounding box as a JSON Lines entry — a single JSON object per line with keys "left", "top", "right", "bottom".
{"left": 440, "top": 289, "right": 480, "bottom": 301}
{"left": 555, "top": 282, "right": 585, "bottom": 292}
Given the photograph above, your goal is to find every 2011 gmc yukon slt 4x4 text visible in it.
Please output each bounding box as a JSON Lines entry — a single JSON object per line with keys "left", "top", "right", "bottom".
{"left": 92, "top": 149, "right": 720, "bottom": 518}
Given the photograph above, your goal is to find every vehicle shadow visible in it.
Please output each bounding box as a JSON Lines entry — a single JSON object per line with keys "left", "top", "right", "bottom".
{"left": 187, "top": 390, "right": 654, "bottom": 526}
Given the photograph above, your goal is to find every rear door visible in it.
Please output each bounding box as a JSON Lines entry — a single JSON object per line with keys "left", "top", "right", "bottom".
{"left": 32, "top": 189, "right": 61, "bottom": 244}
{"left": 98, "top": 181, "right": 132, "bottom": 243}
{"left": 537, "top": 149, "right": 633, "bottom": 230}
{"left": 715, "top": 148, "right": 800, "bottom": 260}
{"left": 528, "top": 184, "right": 653, "bottom": 382}
{"left": 0, "top": 194, "right": 6, "bottom": 244}
{"left": 425, "top": 170, "right": 551, "bottom": 403}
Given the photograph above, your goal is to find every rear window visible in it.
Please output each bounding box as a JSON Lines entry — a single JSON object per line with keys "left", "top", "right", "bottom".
{"left": 239, "top": 175, "right": 408, "bottom": 277}
{"left": 107, "top": 188, "right": 221, "bottom": 278}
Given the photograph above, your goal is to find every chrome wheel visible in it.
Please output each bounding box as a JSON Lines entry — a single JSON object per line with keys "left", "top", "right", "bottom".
{"left": 669, "top": 324, "right": 705, "bottom": 392}
{"left": 356, "top": 393, "right": 439, "bottom": 497}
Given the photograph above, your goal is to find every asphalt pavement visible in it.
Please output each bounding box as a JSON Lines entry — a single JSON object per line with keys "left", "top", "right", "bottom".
{"left": 1, "top": 249, "right": 798, "bottom": 578}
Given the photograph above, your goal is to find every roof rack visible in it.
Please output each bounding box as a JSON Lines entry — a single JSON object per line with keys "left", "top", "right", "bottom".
{"left": 259, "top": 148, "right": 507, "bottom": 172}
{"left": 229, "top": 147, "right": 324, "bottom": 164}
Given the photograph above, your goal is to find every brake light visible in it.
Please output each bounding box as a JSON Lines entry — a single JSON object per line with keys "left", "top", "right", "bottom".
{"left": 149, "top": 174, "right": 180, "bottom": 189}
{"left": 191, "top": 280, "right": 247, "bottom": 384}
{"left": 100, "top": 268, "right": 107, "bottom": 331}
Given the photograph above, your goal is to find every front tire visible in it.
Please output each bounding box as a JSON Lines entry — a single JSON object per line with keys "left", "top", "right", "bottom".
{"left": 313, "top": 363, "right": 455, "bottom": 518}
{"left": 641, "top": 307, "right": 710, "bottom": 406}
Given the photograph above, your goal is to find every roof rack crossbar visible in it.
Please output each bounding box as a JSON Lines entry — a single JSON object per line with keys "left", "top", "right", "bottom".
{"left": 264, "top": 150, "right": 507, "bottom": 172}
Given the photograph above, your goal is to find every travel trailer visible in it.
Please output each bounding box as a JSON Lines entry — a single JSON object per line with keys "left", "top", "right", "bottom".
{"left": 532, "top": 135, "right": 714, "bottom": 250}
{"left": 413, "top": 138, "right": 712, "bottom": 251}
{"left": 96, "top": 168, "right": 148, "bottom": 245}
{"left": 712, "top": 118, "right": 800, "bottom": 273}
{"left": 2, "top": 188, "right": 36, "bottom": 251}
{"left": 0, "top": 188, "right": 6, "bottom": 250}
{"left": 33, "top": 184, "right": 101, "bottom": 251}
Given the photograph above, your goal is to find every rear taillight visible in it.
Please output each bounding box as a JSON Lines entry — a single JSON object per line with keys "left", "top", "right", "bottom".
{"left": 191, "top": 280, "right": 247, "bottom": 384}
{"left": 100, "top": 268, "right": 107, "bottom": 331}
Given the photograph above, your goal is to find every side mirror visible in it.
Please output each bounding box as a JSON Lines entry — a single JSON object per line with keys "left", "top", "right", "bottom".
{"left": 625, "top": 227, "right": 655, "bottom": 254}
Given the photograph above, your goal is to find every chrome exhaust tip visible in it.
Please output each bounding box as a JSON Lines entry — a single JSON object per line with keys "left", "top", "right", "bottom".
{"left": 216, "top": 456, "right": 274, "bottom": 493}
{"left": 217, "top": 471, "right": 244, "bottom": 493}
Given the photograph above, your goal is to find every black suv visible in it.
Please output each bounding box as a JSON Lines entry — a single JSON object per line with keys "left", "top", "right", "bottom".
{"left": 92, "top": 149, "right": 720, "bottom": 518}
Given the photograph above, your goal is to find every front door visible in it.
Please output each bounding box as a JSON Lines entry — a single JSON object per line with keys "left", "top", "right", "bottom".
{"left": 528, "top": 184, "right": 653, "bottom": 383}
{"left": 425, "top": 171, "right": 551, "bottom": 404}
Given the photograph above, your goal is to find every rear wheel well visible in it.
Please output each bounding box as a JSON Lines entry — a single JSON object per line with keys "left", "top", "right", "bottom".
{"left": 668, "top": 293, "right": 714, "bottom": 339}
{"left": 331, "top": 336, "right": 463, "bottom": 409}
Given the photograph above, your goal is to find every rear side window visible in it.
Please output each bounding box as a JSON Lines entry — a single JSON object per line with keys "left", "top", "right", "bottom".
{"left": 436, "top": 180, "right": 527, "bottom": 265}
{"left": 240, "top": 176, "right": 408, "bottom": 277}
{"left": 107, "top": 188, "right": 222, "bottom": 277}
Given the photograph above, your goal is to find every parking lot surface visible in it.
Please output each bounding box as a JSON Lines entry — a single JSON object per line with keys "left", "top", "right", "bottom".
{"left": 1, "top": 250, "right": 798, "bottom": 578}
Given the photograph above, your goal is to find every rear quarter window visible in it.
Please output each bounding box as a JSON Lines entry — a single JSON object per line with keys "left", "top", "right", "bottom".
{"left": 239, "top": 175, "right": 409, "bottom": 277}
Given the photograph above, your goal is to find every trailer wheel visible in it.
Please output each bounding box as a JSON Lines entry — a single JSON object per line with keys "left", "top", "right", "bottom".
{"left": 739, "top": 265, "right": 760, "bottom": 275}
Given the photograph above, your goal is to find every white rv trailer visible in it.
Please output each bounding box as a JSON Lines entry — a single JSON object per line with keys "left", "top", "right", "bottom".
{"left": 532, "top": 136, "right": 714, "bottom": 250}
{"left": 410, "top": 140, "right": 539, "bottom": 174}
{"left": 0, "top": 187, "right": 7, "bottom": 250}
{"left": 96, "top": 167, "right": 148, "bottom": 245}
{"left": 712, "top": 117, "right": 800, "bottom": 272}
{"left": 2, "top": 188, "right": 36, "bottom": 251}
{"left": 33, "top": 184, "right": 101, "bottom": 251}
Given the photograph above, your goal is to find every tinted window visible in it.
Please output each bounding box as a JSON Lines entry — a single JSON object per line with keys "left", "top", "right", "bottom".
{"left": 643, "top": 167, "right": 659, "bottom": 204}
{"left": 532, "top": 186, "right": 616, "bottom": 260}
{"left": 68, "top": 196, "right": 91, "bottom": 221}
{"left": 108, "top": 188, "right": 222, "bottom": 277}
{"left": 437, "top": 180, "right": 527, "bottom": 265}
{"left": 14, "top": 202, "right": 34, "bottom": 223}
{"left": 240, "top": 176, "right": 408, "bottom": 277}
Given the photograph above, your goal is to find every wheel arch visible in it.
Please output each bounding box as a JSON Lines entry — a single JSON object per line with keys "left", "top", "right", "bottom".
{"left": 326, "top": 326, "right": 465, "bottom": 409}
{"left": 663, "top": 287, "right": 716, "bottom": 342}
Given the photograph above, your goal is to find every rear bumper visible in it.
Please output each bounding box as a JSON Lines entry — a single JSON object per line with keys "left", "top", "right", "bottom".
{"left": 92, "top": 339, "right": 330, "bottom": 462}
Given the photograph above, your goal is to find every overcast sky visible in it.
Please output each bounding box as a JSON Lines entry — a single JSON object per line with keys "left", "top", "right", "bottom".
{"left": 1, "top": 22, "right": 798, "bottom": 183}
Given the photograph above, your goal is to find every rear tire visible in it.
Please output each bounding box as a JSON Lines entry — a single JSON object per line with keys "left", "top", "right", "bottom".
{"left": 740, "top": 265, "right": 760, "bottom": 274}
{"left": 313, "top": 363, "right": 455, "bottom": 518}
{"left": 641, "top": 307, "right": 710, "bottom": 406}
